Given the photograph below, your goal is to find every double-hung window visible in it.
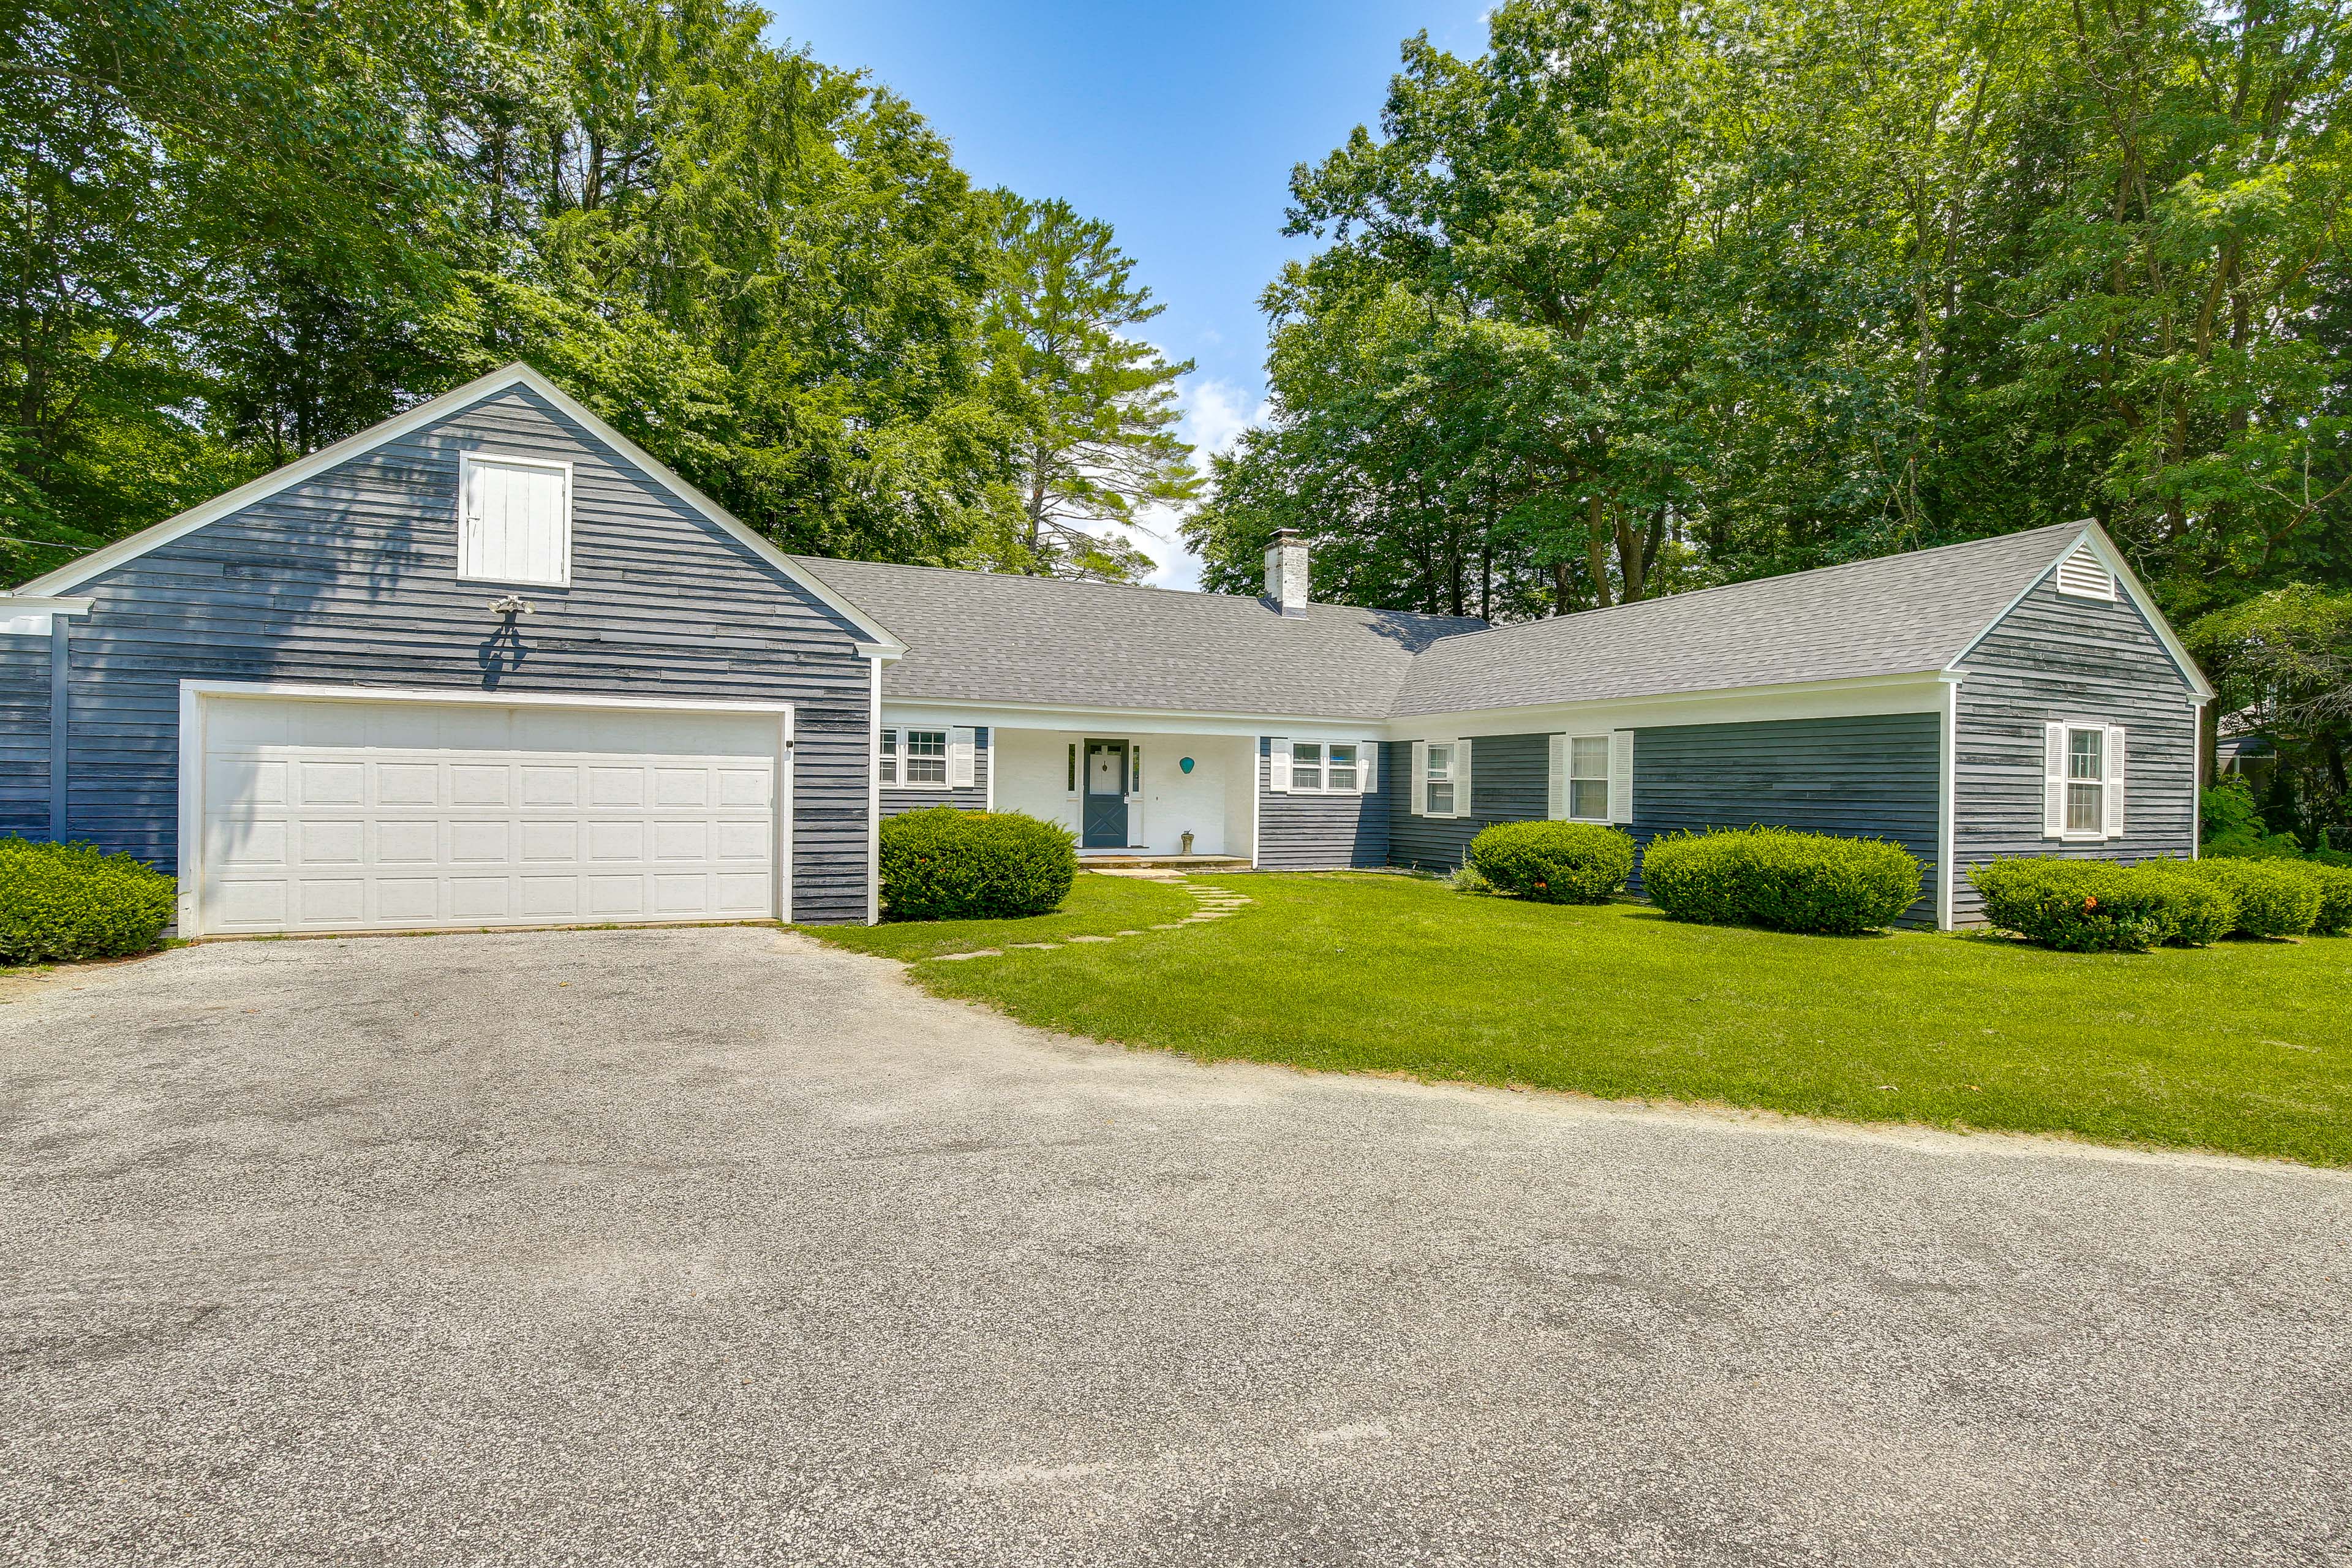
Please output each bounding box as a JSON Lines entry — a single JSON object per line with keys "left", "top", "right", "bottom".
{"left": 1293, "top": 742, "right": 1325, "bottom": 792}
{"left": 2065, "top": 727, "right": 2105, "bottom": 834}
{"left": 1425, "top": 743, "right": 1457, "bottom": 816}
{"left": 1327, "top": 743, "right": 1358, "bottom": 793}
{"left": 880, "top": 728, "right": 949, "bottom": 788}
{"left": 2043, "top": 720, "right": 2124, "bottom": 840}
{"left": 1567, "top": 736, "right": 1610, "bottom": 821}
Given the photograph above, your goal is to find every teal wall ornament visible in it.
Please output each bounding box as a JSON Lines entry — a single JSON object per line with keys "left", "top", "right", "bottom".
{"left": 1179, "top": 756, "right": 1195, "bottom": 774}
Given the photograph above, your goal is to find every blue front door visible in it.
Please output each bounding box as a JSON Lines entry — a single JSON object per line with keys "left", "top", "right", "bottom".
{"left": 1083, "top": 740, "right": 1129, "bottom": 848}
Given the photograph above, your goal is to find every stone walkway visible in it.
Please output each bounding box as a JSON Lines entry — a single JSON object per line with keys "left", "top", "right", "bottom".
{"left": 930, "top": 878, "right": 1250, "bottom": 962}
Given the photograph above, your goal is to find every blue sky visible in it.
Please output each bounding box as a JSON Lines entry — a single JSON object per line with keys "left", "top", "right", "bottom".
{"left": 761, "top": 1, "right": 1494, "bottom": 587}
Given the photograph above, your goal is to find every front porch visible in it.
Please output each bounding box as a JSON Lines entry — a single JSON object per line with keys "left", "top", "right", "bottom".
{"left": 990, "top": 728, "right": 1258, "bottom": 861}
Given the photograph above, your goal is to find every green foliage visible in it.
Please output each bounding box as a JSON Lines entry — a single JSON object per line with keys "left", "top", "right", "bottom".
{"left": 2190, "top": 590, "right": 2352, "bottom": 854}
{"left": 987, "top": 195, "right": 1199, "bottom": 581}
{"left": 1466, "top": 821, "right": 1634, "bottom": 904}
{"left": 2177, "top": 859, "right": 2323, "bottom": 938}
{"left": 1971, "top": 860, "right": 2182, "bottom": 952}
{"left": 1447, "top": 862, "right": 1494, "bottom": 895}
{"left": 0, "top": 0, "right": 1176, "bottom": 588}
{"left": 878, "top": 807, "right": 1077, "bottom": 921}
{"left": 0, "top": 838, "right": 178, "bottom": 964}
{"left": 1641, "top": 827, "right": 1924, "bottom": 935}
{"left": 1188, "top": 0, "right": 2352, "bottom": 835}
{"left": 2302, "top": 862, "right": 2352, "bottom": 935}
{"left": 2200, "top": 776, "right": 2309, "bottom": 858}
{"left": 2127, "top": 865, "right": 2241, "bottom": 948}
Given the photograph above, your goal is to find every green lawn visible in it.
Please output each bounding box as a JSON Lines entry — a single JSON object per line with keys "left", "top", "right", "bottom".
{"left": 807, "top": 871, "right": 1199, "bottom": 960}
{"left": 807, "top": 871, "right": 2352, "bottom": 1166}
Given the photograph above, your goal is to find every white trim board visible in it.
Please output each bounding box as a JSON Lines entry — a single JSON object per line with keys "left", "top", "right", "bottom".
{"left": 175, "top": 679, "right": 796, "bottom": 938}
{"left": 16, "top": 363, "right": 909, "bottom": 660}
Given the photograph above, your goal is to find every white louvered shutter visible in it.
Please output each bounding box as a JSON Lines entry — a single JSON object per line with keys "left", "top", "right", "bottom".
{"left": 1608, "top": 730, "right": 1634, "bottom": 824}
{"left": 462, "top": 457, "right": 569, "bottom": 585}
{"left": 948, "top": 727, "right": 976, "bottom": 788}
{"left": 2104, "top": 725, "right": 2127, "bottom": 838}
{"left": 1548, "top": 733, "right": 1568, "bottom": 819}
{"left": 1357, "top": 741, "right": 1378, "bottom": 795}
{"left": 2043, "top": 722, "right": 2067, "bottom": 837}
{"left": 1455, "top": 740, "right": 1474, "bottom": 820}
{"left": 1269, "top": 737, "right": 1292, "bottom": 793}
{"left": 1411, "top": 741, "right": 1428, "bottom": 816}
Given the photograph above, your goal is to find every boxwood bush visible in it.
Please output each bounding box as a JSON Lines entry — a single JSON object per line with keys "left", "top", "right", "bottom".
{"left": 1969, "top": 859, "right": 2180, "bottom": 951}
{"left": 2304, "top": 862, "right": 2352, "bottom": 935}
{"left": 1466, "top": 821, "right": 1634, "bottom": 903}
{"left": 2176, "top": 858, "right": 2322, "bottom": 938}
{"left": 1640, "top": 827, "right": 1924, "bottom": 935}
{"left": 2126, "top": 864, "right": 2239, "bottom": 948}
{"left": 0, "top": 837, "right": 179, "bottom": 964}
{"left": 877, "top": 807, "right": 1077, "bottom": 921}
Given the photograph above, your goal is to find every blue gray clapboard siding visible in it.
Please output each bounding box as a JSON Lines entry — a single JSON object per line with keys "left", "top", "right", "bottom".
{"left": 50, "top": 384, "right": 878, "bottom": 923}
{"left": 1628, "top": 713, "right": 1942, "bottom": 925}
{"left": 880, "top": 727, "right": 989, "bottom": 818}
{"left": 1256, "top": 737, "right": 1391, "bottom": 869}
{"left": 0, "top": 631, "right": 50, "bottom": 838}
{"left": 1951, "top": 571, "right": 2198, "bottom": 923}
{"left": 1382, "top": 733, "right": 1550, "bottom": 871}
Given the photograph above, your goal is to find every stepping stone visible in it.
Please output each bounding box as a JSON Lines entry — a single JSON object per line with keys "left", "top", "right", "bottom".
{"left": 1066, "top": 935, "right": 1115, "bottom": 943}
{"left": 1114, "top": 930, "right": 1142, "bottom": 937}
{"left": 1007, "top": 942, "right": 1061, "bottom": 950}
{"left": 932, "top": 949, "right": 1001, "bottom": 961}
{"left": 1148, "top": 923, "right": 1185, "bottom": 930}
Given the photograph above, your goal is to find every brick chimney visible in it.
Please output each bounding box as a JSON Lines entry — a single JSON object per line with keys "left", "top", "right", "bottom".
{"left": 1263, "top": 529, "right": 1309, "bottom": 617}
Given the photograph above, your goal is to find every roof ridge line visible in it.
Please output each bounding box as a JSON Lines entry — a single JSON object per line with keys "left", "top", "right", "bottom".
{"left": 1416, "top": 521, "right": 2090, "bottom": 650}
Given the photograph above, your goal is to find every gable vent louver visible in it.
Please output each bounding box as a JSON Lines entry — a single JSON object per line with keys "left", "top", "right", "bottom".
{"left": 2054, "top": 543, "right": 2116, "bottom": 601}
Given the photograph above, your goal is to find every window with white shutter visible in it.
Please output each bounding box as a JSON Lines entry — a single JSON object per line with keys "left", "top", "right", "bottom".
{"left": 1423, "top": 742, "right": 1456, "bottom": 816}
{"left": 1455, "top": 739, "right": 1474, "bottom": 820}
{"left": 948, "top": 728, "right": 977, "bottom": 788}
{"left": 2045, "top": 722, "right": 2119, "bottom": 839}
{"left": 1269, "top": 737, "right": 1293, "bottom": 793}
{"left": 1567, "top": 736, "right": 1610, "bottom": 821}
{"left": 1607, "top": 730, "right": 1634, "bottom": 823}
{"left": 1293, "top": 741, "right": 1324, "bottom": 791}
{"left": 1547, "top": 734, "right": 1568, "bottom": 818}
{"left": 884, "top": 728, "right": 947, "bottom": 788}
{"left": 460, "top": 454, "right": 571, "bottom": 586}
{"left": 1356, "top": 741, "right": 1378, "bottom": 795}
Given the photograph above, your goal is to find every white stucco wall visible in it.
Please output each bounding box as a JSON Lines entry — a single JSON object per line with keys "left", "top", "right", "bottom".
{"left": 990, "top": 728, "right": 1251, "bottom": 856}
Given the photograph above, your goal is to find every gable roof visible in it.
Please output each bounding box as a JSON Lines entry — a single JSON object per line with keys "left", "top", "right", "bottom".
{"left": 1390, "top": 520, "right": 2211, "bottom": 715}
{"left": 788, "top": 555, "right": 1488, "bottom": 721}
{"left": 5, "top": 363, "right": 907, "bottom": 655}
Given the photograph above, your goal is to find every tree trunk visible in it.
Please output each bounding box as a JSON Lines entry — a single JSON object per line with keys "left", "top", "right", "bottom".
{"left": 1585, "top": 494, "right": 1613, "bottom": 609}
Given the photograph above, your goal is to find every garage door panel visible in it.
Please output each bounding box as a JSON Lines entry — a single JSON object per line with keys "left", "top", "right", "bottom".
{"left": 198, "top": 696, "right": 782, "bottom": 935}
{"left": 377, "top": 763, "right": 438, "bottom": 806}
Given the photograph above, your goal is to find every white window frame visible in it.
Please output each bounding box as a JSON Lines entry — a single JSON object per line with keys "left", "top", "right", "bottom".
{"left": 882, "top": 726, "right": 952, "bottom": 790}
{"left": 2044, "top": 721, "right": 2125, "bottom": 841}
{"left": 1565, "top": 734, "right": 1611, "bottom": 823}
{"left": 2062, "top": 724, "right": 2106, "bottom": 839}
{"left": 1424, "top": 742, "right": 1459, "bottom": 818}
{"left": 458, "top": 451, "right": 573, "bottom": 588}
{"left": 1326, "top": 742, "right": 1359, "bottom": 794}
{"left": 1292, "top": 741, "right": 1324, "bottom": 793}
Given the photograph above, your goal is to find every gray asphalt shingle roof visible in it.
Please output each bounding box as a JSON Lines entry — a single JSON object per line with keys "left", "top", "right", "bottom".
{"left": 796, "top": 522, "right": 2096, "bottom": 722}
{"left": 788, "top": 556, "right": 1488, "bottom": 720}
{"left": 1389, "top": 522, "right": 2093, "bottom": 716}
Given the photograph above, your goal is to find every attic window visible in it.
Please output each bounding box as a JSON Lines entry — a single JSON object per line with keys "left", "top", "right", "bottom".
{"left": 2054, "top": 544, "right": 2114, "bottom": 601}
{"left": 460, "top": 453, "right": 572, "bottom": 587}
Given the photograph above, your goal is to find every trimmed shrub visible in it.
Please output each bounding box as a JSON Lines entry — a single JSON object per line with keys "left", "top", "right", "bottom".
{"left": 2304, "top": 862, "right": 2352, "bottom": 936}
{"left": 877, "top": 807, "right": 1077, "bottom": 921}
{"left": 2177, "top": 858, "right": 2321, "bottom": 938}
{"left": 1466, "top": 821, "right": 1634, "bottom": 904}
{"left": 0, "top": 838, "right": 178, "bottom": 964}
{"left": 1970, "top": 859, "right": 2182, "bottom": 952}
{"left": 1641, "top": 827, "right": 1924, "bottom": 935}
{"left": 2125, "top": 864, "right": 2238, "bottom": 948}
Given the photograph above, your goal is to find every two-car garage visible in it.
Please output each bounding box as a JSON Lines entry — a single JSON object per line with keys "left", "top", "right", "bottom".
{"left": 182, "top": 686, "right": 792, "bottom": 938}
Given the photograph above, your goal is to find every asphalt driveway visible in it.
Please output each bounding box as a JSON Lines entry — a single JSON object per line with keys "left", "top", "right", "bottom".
{"left": 2, "top": 927, "right": 2347, "bottom": 1567}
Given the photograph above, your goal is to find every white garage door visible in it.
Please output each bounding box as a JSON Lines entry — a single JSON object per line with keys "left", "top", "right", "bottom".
{"left": 194, "top": 693, "right": 785, "bottom": 936}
